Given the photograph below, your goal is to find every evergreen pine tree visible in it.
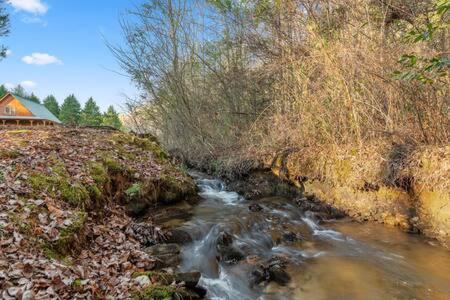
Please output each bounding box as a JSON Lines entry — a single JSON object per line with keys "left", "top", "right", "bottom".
{"left": 29, "top": 93, "right": 40, "bottom": 103}
{"left": 0, "top": 1, "right": 10, "bottom": 60}
{"left": 59, "top": 94, "right": 81, "bottom": 125}
{"left": 12, "top": 85, "right": 26, "bottom": 97}
{"left": 0, "top": 84, "right": 7, "bottom": 98}
{"left": 80, "top": 97, "right": 102, "bottom": 126}
{"left": 43, "top": 95, "right": 60, "bottom": 117}
{"left": 102, "top": 105, "right": 122, "bottom": 129}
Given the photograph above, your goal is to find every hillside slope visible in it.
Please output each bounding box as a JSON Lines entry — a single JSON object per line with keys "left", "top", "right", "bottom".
{"left": 0, "top": 128, "right": 197, "bottom": 299}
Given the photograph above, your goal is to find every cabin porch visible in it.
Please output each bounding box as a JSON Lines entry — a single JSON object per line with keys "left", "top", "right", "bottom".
{"left": 0, "top": 119, "right": 57, "bottom": 126}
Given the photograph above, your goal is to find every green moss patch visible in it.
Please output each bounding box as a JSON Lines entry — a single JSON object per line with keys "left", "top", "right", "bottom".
{"left": 125, "top": 174, "right": 196, "bottom": 216}
{"left": 0, "top": 149, "right": 22, "bottom": 159}
{"left": 89, "top": 161, "right": 109, "bottom": 186}
{"left": 30, "top": 171, "right": 91, "bottom": 208}
{"left": 101, "top": 155, "right": 125, "bottom": 173}
{"left": 110, "top": 133, "right": 168, "bottom": 161}
{"left": 47, "top": 211, "right": 87, "bottom": 255}
{"left": 132, "top": 284, "right": 192, "bottom": 300}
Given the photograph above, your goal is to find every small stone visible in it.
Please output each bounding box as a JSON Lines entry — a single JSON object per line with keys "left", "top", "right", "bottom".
{"left": 282, "top": 231, "right": 299, "bottom": 243}
{"left": 34, "top": 199, "right": 45, "bottom": 206}
{"left": 249, "top": 203, "right": 263, "bottom": 212}
{"left": 191, "top": 285, "right": 207, "bottom": 297}
{"left": 175, "top": 271, "right": 201, "bottom": 288}
{"left": 216, "top": 231, "right": 233, "bottom": 247}
{"left": 251, "top": 267, "right": 268, "bottom": 286}
{"left": 134, "top": 275, "right": 150, "bottom": 287}
{"left": 268, "top": 264, "right": 290, "bottom": 285}
{"left": 63, "top": 219, "right": 73, "bottom": 226}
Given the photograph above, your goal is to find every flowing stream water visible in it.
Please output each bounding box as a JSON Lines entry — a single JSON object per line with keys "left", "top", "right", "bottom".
{"left": 175, "top": 172, "right": 450, "bottom": 299}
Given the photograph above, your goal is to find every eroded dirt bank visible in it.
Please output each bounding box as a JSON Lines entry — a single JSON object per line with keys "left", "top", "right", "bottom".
{"left": 0, "top": 127, "right": 203, "bottom": 299}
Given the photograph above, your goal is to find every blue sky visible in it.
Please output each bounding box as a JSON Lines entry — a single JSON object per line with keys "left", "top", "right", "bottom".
{"left": 1, "top": 0, "right": 140, "bottom": 111}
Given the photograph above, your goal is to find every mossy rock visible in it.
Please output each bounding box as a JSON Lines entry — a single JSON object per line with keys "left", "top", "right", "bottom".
{"left": 156, "top": 173, "right": 197, "bottom": 205}
{"left": 125, "top": 173, "right": 197, "bottom": 216}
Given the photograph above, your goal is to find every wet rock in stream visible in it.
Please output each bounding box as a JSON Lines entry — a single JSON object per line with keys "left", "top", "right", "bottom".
{"left": 281, "top": 231, "right": 301, "bottom": 243}
{"left": 166, "top": 228, "right": 193, "bottom": 245}
{"left": 250, "top": 257, "right": 291, "bottom": 286}
{"left": 295, "top": 196, "right": 346, "bottom": 221}
{"left": 145, "top": 243, "right": 181, "bottom": 268}
{"left": 152, "top": 207, "right": 194, "bottom": 225}
{"left": 216, "top": 231, "right": 245, "bottom": 264}
{"left": 249, "top": 203, "right": 264, "bottom": 212}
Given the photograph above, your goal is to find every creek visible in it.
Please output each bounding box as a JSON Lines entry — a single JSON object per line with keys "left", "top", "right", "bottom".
{"left": 173, "top": 172, "right": 450, "bottom": 299}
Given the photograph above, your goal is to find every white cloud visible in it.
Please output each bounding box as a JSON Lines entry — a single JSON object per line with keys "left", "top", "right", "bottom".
{"left": 3, "top": 81, "right": 37, "bottom": 90}
{"left": 5, "top": 49, "right": 12, "bottom": 57}
{"left": 7, "top": 0, "right": 48, "bottom": 15}
{"left": 4, "top": 83, "right": 15, "bottom": 89}
{"left": 22, "top": 52, "right": 62, "bottom": 66}
{"left": 21, "top": 15, "right": 47, "bottom": 26}
{"left": 20, "top": 80, "right": 37, "bottom": 88}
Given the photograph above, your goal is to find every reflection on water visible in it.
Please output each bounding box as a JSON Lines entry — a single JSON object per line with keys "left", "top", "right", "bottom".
{"left": 177, "top": 172, "right": 450, "bottom": 299}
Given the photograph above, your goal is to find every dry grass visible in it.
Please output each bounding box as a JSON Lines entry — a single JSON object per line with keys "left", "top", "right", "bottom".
{"left": 402, "top": 146, "right": 450, "bottom": 192}
{"left": 118, "top": 0, "right": 449, "bottom": 188}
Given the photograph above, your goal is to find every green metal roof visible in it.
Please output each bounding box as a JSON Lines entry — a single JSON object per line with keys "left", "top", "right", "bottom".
{"left": 12, "top": 94, "right": 61, "bottom": 123}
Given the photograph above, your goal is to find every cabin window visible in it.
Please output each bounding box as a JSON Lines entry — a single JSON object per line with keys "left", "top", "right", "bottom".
{"left": 5, "top": 106, "right": 16, "bottom": 116}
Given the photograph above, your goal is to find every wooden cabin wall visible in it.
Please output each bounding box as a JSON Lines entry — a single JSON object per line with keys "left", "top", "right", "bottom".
{"left": 0, "top": 95, "right": 34, "bottom": 117}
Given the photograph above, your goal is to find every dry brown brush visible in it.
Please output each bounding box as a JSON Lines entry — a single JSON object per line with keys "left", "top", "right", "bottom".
{"left": 114, "top": 0, "right": 449, "bottom": 177}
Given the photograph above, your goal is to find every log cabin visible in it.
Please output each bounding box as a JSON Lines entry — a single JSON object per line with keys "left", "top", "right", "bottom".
{"left": 0, "top": 93, "right": 61, "bottom": 126}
